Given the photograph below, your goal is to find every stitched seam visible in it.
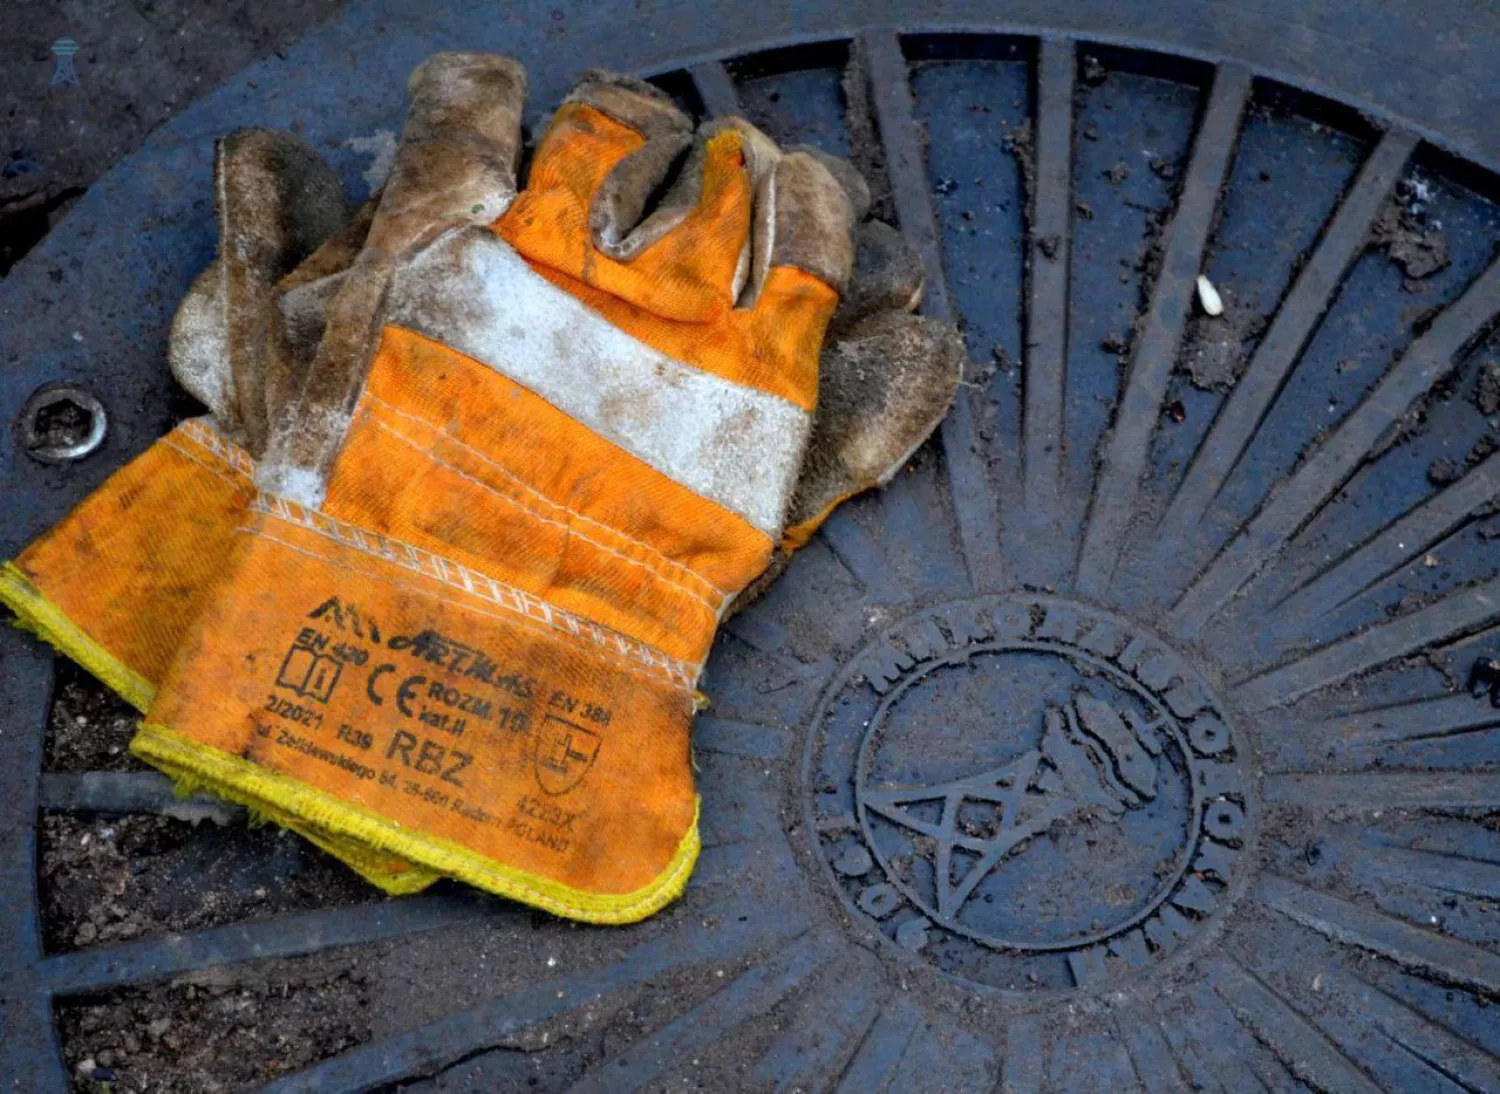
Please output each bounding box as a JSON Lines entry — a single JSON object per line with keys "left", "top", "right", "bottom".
{"left": 360, "top": 410, "right": 725, "bottom": 614}
{"left": 362, "top": 391, "right": 734, "bottom": 600}
{"left": 177, "top": 419, "right": 257, "bottom": 478}
{"left": 159, "top": 437, "right": 254, "bottom": 491}
{"left": 251, "top": 494, "right": 699, "bottom": 690}
{"left": 244, "top": 527, "right": 697, "bottom": 692}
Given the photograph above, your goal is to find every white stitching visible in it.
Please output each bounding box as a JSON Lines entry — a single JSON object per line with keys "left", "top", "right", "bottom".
{"left": 176, "top": 418, "right": 257, "bottom": 478}
{"left": 159, "top": 437, "right": 254, "bottom": 490}
{"left": 251, "top": 494, "right": 698, "bottom": 691}
{"left": 361, "top": 391, "right": 737, "bottom": 600}
{"left": 360, "top": 409, "right": 727, "bottom": 614}
{"left": 243, "top": 527, "right": 698, "bottom": 693}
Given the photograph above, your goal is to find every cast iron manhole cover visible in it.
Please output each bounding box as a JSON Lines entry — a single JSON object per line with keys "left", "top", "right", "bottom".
{"left": 808, "top": 595, "right": 1253, "bottom": 992}
{"left": 4, "top": 5, "right": 1500, "bottom": 1091}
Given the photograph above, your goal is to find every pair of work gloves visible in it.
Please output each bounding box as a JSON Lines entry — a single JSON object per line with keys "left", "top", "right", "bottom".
{"left": 2, "top": 55, "right": 963, "bottom": 920}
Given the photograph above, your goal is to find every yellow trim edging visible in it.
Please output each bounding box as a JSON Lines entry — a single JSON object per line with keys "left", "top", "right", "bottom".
{"left": 0, "top": 561, "right": 156, "bottom": 713}
{"left": 132, "top": 724, "right": 699, "bottom": 923}
{"left": 0, "top": 562, "right": 436, "bottom": 893}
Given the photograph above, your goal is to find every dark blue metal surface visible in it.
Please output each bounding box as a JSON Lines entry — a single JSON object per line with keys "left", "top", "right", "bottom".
{"left": 4, "top": 2, "right": 1500, "bottom": 1089}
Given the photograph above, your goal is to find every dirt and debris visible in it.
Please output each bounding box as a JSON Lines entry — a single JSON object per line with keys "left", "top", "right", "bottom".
{"left": 1101, "top": 332, "right": 1131, "bottom": 359}
{"left": 1164, "top": 399, "right": 1187, "bottom": 423}
{"left": 59, "top": 951, "right": 372, "bottom": 1093}
{"left": 1372, "top": 185, "right": 1450, "bottom": 283}
{"left": 1037, "top": 233, "right": 1060, "bottom": 259}
{"left": 1075, "top": 200, "right": 1094, "bottom": 220}
{"left": 1079, "top": 54, "right": 1108, "bottom": 86}
{"left": 1105, "top": 161, "right": 1131, "bottom": 186}
{"left": 1427, "top": 457, "right": 1459, "bottom": 486}
{"left": 46, "top": 660, "right": 139, "bottom": 771}
{"left": 1183, "top": 331, "right": 1243, "bottom": 391}
{"left": 40, "top": 812, "right": 374, "bottom": 953}
{"left": 840, "top": 37, "right": 893, "bottom": 224}
{"left": 1178, "top": 290, "right": 1265, "bottom": 393}
{"left": 1469, "top": 433, "right": 1498, "bottom": 465}
{"left": 1370, "top": 401, "right": 1431, "bottom": 458}
{"left": 1477, "top": 360, "right": 1500, "bottom": 416}
{"left": 1336, "top": 357, "right": 1361, "bottom": 374}
{"left": 992, "top": 343, "right": 1014, "bottom": 374}
{"left": 1148, "top": 156, "right": 1178, "bottom": 181}
{"left": 1005, "top": 120, "right": 1036, "bottom": 201}
{"left": 41, "top": 665, "right": 374, "bottom": 954}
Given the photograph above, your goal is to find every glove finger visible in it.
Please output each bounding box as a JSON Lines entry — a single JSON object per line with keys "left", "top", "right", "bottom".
{"left": 521, "top": 71, "right": 692, "bottom": 233}
{"left": 582, "top": 120, "right": 762, "bottom": 318}
{"left": 783, "top": 143, "right": 871, "bottom": 221}
{"left": 268, "top": 197, "right": 379, "bottom": 421}
{"left": 261, "top": 54, "right": 527, "bottom": 500}
{"left": 734, "top": 147, "right": 856, "bottom": 319}
{"left": 781, "top": 311, "right": 964, "bottom": 549}
{"left": 169, "top": 129, "right": 346, "bottom": 455}
{"left": 503, "top": 73, "right": 777, "bottom": 321}
{"left": 169, "top": 265, "right": 238, "bottom": 434}
{"left": 724, "top": 309, "right": 961, "bottom": 615}
{"left": 829, "top": 220, "right": 925, "bottom": 334}
{"left": 365, "top": 52, "right": 527, "bottom": 256}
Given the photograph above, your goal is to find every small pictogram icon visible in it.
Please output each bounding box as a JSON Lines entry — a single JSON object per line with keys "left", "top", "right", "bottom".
{"left": 276, "top": 638, "right": 343, "bottom": 703}
{"left": 49, "top": 38, "right": 81, "bottom": 88}
{"left": 534, "top": 715, "right": 602, "bottom": 796}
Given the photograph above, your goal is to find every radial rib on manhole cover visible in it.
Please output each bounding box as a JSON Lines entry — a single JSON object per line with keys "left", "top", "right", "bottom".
{"left": 4, "top": 8, "right": 1500, "bottom": 1092}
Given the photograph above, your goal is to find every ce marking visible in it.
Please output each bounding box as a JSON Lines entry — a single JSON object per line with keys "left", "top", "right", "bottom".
{"left": 366, "top": 663, "right": 427, "bottom": 717}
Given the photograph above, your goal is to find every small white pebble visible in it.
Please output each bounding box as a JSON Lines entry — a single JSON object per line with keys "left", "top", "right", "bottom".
{"left": 71, "top": 331, "right": 84, "bottom": 343}
{"left": 546, "top": 956, "right": 557, "bottom": 968}
{"left": 1196, "top": 275, "right": 1224, "bottom": 317}
{"left": 1424, "top": 554, "right": 1440, "bottom": 568}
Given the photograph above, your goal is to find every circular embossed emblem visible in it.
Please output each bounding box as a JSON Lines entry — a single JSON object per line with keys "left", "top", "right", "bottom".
{"left": 803, "top": 595, "right": 1252, "bottom": 992}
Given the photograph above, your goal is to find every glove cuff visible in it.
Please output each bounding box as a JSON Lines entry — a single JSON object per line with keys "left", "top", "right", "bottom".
{"left": 1, "top": 418, "right": 254, "bottom": 708}
{"left": 139, "top": 492, "right": 703, "bottom": 922}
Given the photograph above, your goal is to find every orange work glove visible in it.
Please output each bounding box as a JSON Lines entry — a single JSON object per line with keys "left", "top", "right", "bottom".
{"left": 130, "top": 71, "right": 857, "bottom": 922}
{"left": 1, "top": 128, "right": 343, "bottom": 713}
{"left": 0, "top": 51, "right": 530, "bottom": 893}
